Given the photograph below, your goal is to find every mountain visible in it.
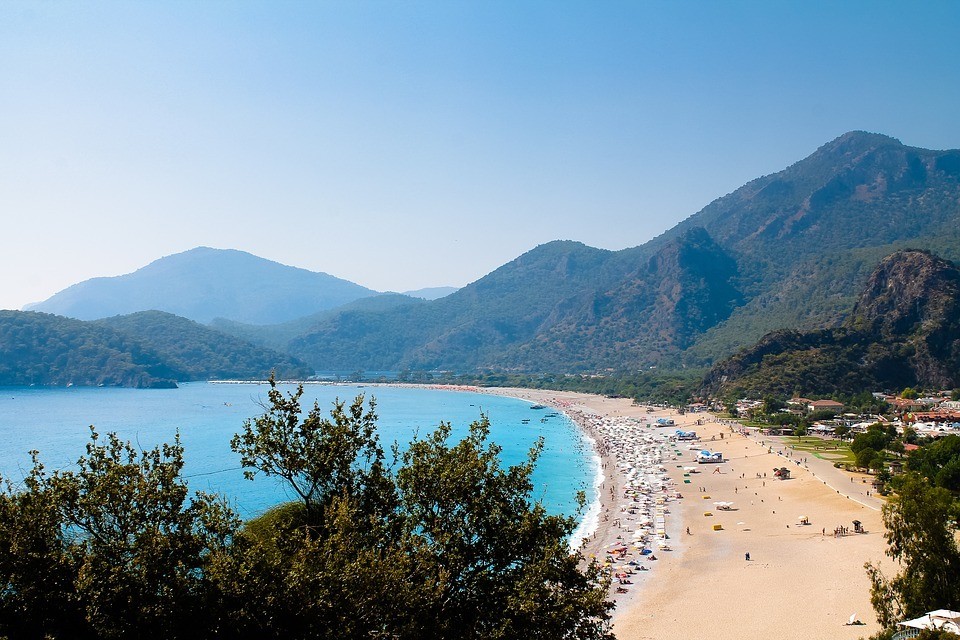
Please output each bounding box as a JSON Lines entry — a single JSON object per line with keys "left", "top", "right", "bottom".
{"left": 702, "top": 250, "right": 960, "bottom": 397}
{"left": 667, "top": 131, "right": 960, "bottom": 362}
{"left": 96, "top": 311, "right": 312, "bottom": 381}
{"left": 20, "top": 131, "right": 960, "bottom": 376}
{"left": 279, "top": 131, "right": 960, "bottom": 373}
{"left": 0, "top": 309, "right": 313, "bottom": 388}
{"left": 210, "top": 293, "right": 426, "bottom": 353}
{"left": 288, "top": 240, "right": 627, "bottom": 371}
{"left": 0, "top": 311, "right": 179, "bottom": 388}
{"left": 402, "top": 287, "right": 459, "bottom": 300}
{"left": 284, "top": 233, "right": 742, "bottom": 372}
{"left": 27, "top": 247, "right": 377, "bottom": 325}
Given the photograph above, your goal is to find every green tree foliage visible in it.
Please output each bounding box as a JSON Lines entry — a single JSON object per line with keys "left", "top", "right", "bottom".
{"left": 395, "top": 420, "right": 611, "bottom": 639}
{"left": 852, "top": 425, "right": 895, "bottom": 456}
{"left": 865, "top": 473, "right": 960, "bottom": 629}
{"left": 222, "top": 378, "right": 614, "bottom": 639}
{"left": 906, "top": 435, "right": 960, "bottom": 492}
{"left": 230, "top": 384, "right": 392, "bottom": 523}
{"left": 762, "top": 395, "right": 785, "bottom": 415}
{"left": 0, "top": 380, "right": 613, "bottom": 639}
{"left": 0, "top": 430, "right": 237, "bottom": 640}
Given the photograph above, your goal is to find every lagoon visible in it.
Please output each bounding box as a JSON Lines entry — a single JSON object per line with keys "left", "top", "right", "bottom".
{"left": 0, "top": 383, "right": 597, "bottom": 529}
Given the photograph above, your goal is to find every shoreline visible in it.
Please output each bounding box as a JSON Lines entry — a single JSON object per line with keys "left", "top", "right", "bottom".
{"left": 250, "top": 381, "right": 891, "bottom": 639}
{"left": 464, "top": 386, "right": 891, "bottom": 640}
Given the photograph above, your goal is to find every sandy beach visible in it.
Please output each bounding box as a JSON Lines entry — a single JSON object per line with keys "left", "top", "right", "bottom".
{"left": 477, "top": 387, "right": 890, "bottom": 640}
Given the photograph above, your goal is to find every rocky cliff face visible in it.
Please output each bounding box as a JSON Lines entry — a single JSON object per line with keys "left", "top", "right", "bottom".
{"left": 703, "top": 250, "right": 960, "bottom": 397}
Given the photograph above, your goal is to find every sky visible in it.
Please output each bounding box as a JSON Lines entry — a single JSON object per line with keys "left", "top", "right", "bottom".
{"left": 2, "top": 1, "right": 959, "bottom": 310}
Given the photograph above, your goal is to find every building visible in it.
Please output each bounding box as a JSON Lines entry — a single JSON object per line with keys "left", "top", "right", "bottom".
{"left": 807, "top": 399, "right": 845, "bottom": 414}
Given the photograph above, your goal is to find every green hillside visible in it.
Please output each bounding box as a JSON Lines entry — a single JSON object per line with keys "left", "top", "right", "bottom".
{"left": 279, "top": 131, "right": 960, "bottom": 373}
{"left": 0, "top": 309, "right": 314, "bottom": 388}
{"left": 0, "top": 311, "right": 178, "bottom": 388}
{"left": 97, "top": 311, "right": 312, "bottom": 381}
{"left": 703, "top": 250, "right": 960, "bottom": 397}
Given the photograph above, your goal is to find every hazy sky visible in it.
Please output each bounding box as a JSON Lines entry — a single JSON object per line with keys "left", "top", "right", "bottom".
{"left": 3, "top": 1, "right": 959, "bottom": 310}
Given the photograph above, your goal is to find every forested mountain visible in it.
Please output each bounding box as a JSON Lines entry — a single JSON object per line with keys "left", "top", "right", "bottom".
{"left": 670, "top": 131, "right": 960, "bottom": 362}
{"left": 275, "top": 131, "right": 960, "bottom": 372}
{"left": 0, "top": 311, "right": 179, "bottom": 388}
{"left": 0, "top": 310, "right": 311, "bottom": 388}
{"left": 19, "top": 132, "right": 960, "bottom": 376}
{"left": 97, "top": 311, "right": 312, "bottom": 380}
{"left": 210, "top": 293, "right": 426, "bottom": 353}
{"left": 702, "top": 250, "right": 960, "bottom": 397}
{"left": 401, "top": 286, "right": 459, "bottom": 300}
{"left": 27, "top": 247, "right": 377, "bottom": 324}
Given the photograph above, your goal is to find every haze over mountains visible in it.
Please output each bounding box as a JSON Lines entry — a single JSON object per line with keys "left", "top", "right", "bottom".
{"left": 27, "top": 247, "right": 380, "bottom": 325}
{"left": 9, "top": 131, "right": 960, "bottom": 386}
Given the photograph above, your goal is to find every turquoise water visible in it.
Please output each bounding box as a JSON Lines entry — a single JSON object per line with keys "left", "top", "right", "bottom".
{"left": 0, "top": 383, "right": 597, "bottom": 528}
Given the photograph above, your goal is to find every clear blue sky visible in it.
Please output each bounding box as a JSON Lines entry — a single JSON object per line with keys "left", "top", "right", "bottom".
{"left": 2, "top": 0, "right": 959, "bottom": 310}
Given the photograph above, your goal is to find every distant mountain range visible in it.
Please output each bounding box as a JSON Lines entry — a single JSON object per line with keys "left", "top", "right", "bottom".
{"left": 26, "top": 247, "right": 379, "bottom": 325}
{"left": 9, "top": 131, "right": 960, "bottom": 386}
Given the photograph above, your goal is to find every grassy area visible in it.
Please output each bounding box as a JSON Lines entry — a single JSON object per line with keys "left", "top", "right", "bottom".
{"left": 775, "top": 435, "right": 856, "bottom": 465}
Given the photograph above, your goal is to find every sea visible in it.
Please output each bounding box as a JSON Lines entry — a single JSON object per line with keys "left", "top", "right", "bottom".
{"left": 0, "top": 383, "right": 601, "bottom": 540}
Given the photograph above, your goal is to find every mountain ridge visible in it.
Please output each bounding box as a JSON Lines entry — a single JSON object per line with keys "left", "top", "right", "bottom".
{"left": 16, "top": 131, "right": 960, "bottom": 376}
{"left": 27, "top": 247, "right": 379, "bottom": 325}
{"left": 701, "top": 250, "right": 960, "bottom": 397}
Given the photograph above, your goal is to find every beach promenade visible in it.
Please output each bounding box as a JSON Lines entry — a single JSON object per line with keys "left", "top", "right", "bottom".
{"left": 483, "top": 388, "right": 890, "bottom": 640}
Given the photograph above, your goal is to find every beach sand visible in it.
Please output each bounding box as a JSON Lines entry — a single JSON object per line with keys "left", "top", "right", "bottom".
{"left": 480, "top": 387, "right": 890, "bottom": 640}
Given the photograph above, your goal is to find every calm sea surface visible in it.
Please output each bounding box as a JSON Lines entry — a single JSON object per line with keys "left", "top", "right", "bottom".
{"left": 0, "top": 383, "right": 598, "bottom": 533}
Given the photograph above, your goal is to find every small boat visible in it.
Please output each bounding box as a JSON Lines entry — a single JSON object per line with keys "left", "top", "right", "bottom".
{"left": 530, "top": 404, "right": 547, "bottom": 410}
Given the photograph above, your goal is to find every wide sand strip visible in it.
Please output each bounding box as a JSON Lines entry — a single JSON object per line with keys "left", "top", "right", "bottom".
{"left": 481, "top": 388, "right": 889, "bottom": 640}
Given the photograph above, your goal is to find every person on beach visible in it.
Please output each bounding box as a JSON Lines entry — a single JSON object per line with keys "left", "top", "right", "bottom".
{"left": 745, "top": 552, "right": 750, "bottom": 561}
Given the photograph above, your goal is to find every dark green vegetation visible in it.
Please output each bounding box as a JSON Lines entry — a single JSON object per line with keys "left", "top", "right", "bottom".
{"left": 865, "top": 473, "right": 960, "bottom": 635}
{"left": 0, "top": 311, "right": 179, "bottom": 388}
{"left": 0, "top": 382, "right": 613, "bottom": 640}
{"left": 97, "top": 311, "right": 311, "bottom": 381}
{"left": 215, "top": 132, "right": 960, "bottom": 374}
{"left": 703, "top": 250, "right": 960, "bottom": 397}
{"left": 0, "top": 310, "right": 309, "bottom": 387}
{"left": 28, "top": 247, "right": 377, "bottom": 325}
{"left": 905, "top": 435, "right": 960, "bottom": 493}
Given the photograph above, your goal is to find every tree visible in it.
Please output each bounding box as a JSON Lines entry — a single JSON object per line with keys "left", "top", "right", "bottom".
{"left": 0, "top": 429, "right": 238, "bottom": 640}
{"left": 2, "top": 382, "right": 614, "bottom": 639}
{"left": 230, "top": 379, "right": 393, "bottom": 526}
{"left": 906, "top": 435, "right": 960, "bottom": 491}
{"left": 865, "top": 473, "right": 960, "bottom": 629}
{"left": 834, "top": 424, "right": 852, "bottom": 440}
{"left": 856, "top": 447, "right": 880, "bottom": 470}
{"left": 226, "top": 377, "right": 614, "bottom": 639}
{"left": 901, "top": 387, "right": 919, "bottom": 399}
{"left": 396, "top": 419, "right": 614, "bottom": 639}
{"left": 762, "top": 395, "right": 785, "bottom": 416}
{"left": 0, "top": 455, "right": 82, "bottom": 640}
